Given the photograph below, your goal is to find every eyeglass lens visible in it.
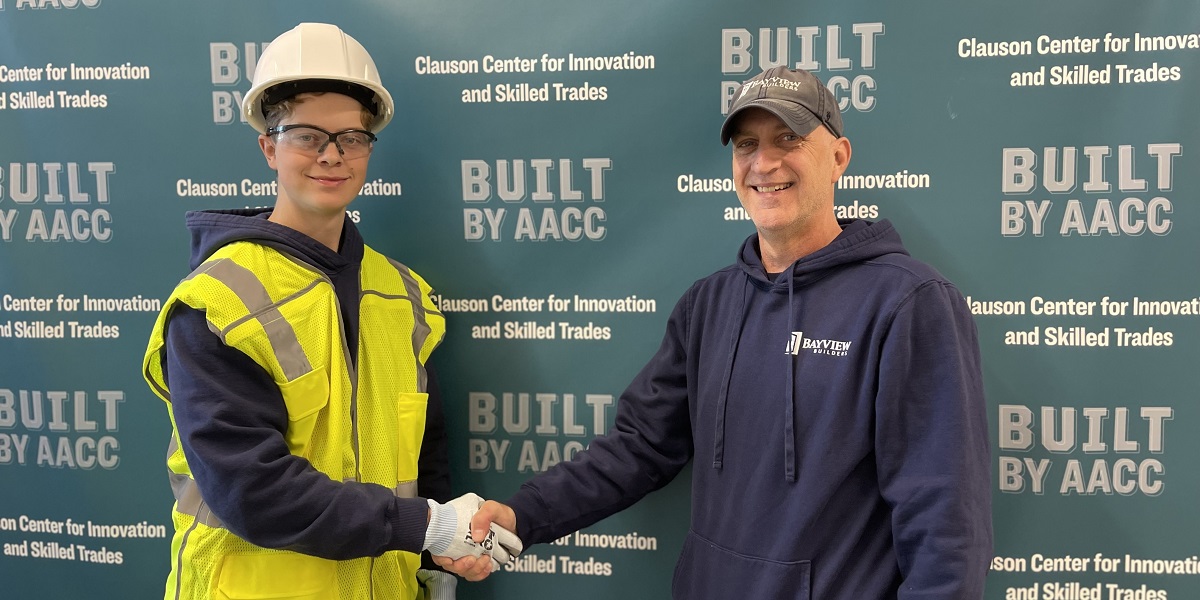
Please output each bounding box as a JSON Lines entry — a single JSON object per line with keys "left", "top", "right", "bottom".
{"left": 275, "top": 126, "right": 374, "bottom": 158}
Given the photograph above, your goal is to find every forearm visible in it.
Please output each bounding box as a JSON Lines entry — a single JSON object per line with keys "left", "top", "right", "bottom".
{"left": 510, "top": 305, "right": 695, "bottom": 544}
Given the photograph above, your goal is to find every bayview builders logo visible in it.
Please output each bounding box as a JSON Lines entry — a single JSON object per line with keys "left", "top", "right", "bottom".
{"left": 786, "top": 331, "right": 852, "bottom": 357}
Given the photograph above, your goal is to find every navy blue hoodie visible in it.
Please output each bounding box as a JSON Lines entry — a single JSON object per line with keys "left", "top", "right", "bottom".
{"left": 507, "top": 219, "right": 992, "bottom": 599}
{"left": 160, "top": 208, "right": 450, "bottom": 563}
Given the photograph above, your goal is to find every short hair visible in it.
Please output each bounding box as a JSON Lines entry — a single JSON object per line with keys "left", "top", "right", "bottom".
{"left": 263, "top": 92, "right": 374, "bottom": 131}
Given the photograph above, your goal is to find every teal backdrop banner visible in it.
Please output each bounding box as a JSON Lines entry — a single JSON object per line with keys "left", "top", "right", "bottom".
{"left": 2, "top": 1, "right": 1199, "bottom": 598}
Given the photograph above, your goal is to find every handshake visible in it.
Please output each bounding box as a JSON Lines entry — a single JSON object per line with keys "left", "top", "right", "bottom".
{"left": 425, "top": 493, "right": 522, "bottom": 572}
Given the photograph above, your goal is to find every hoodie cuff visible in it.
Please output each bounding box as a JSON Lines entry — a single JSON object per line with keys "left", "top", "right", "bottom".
{"left": 506, "top": 485, "right": 552, "bottom": 545}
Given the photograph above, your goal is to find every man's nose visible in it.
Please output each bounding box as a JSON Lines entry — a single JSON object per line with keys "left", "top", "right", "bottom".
{"left": 316, "top": 139, "right": 344, "bottom": 164}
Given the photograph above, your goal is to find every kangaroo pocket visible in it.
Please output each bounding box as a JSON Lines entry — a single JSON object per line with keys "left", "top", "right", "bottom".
{"left": 672, "top": 531, "right": 811, "bottom": 600}
{"left": 215, "top": 552, "right": 336, "bottom": 599}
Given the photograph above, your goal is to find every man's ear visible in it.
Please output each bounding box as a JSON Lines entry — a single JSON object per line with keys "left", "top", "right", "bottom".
{"left": 258, "top": 134, "right": 278, "bottom": 170}
{"left": 830, "top": 136, "right": 852, "bottom": 182}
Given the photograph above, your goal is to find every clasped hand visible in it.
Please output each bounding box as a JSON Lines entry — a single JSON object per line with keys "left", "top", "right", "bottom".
{"left": 435, "top": 493, "right": 522, "bottom": 572}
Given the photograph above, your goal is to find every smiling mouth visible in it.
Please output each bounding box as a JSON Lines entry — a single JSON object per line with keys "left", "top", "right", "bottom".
{"left": 753, "top": 183, "right": 793, "bottom": 193}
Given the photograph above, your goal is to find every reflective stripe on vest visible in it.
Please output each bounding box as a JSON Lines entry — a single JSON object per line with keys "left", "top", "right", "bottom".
{"left": 386, "top": 256, "right": 433, "bottom": 392}
{"left": 189, "top": 258, "right": 314, "bottom": 380}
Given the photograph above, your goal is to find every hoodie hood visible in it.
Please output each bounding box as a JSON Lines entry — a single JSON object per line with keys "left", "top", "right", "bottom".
{"left": 718, "top": 218, "right": 909, "bottom": 482}
{"left": 736, "top": 218, "right": 908, "bottom": 288}
{"left": 184, "top": 208, "right": 363, "bottom": 275}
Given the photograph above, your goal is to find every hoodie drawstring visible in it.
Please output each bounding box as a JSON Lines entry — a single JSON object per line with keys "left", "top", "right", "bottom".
{"left": 784, "top": 261, "right": 799, "bottom": 483}
{"left": 712, "top": 276, "right": 751, "bottom": 471}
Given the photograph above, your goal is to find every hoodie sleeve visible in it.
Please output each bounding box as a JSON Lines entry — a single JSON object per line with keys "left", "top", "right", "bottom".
{"left": 164, "top": 305, "right": 431, "bottom": 559}
{"left": 874, "top": 280, "right": 993, "bottom": 599}
{"left": 507, "top": 289, "right": 696, "bottom": 546}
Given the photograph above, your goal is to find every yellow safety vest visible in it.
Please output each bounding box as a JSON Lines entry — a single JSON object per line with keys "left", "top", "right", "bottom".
{"left": 143, "top": 241, "right": 445, "bottom": 600}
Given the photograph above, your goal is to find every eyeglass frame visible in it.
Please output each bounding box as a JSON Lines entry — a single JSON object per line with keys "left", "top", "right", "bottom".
{"left": 265, "top": 124, "right": 378, "bottom": 158}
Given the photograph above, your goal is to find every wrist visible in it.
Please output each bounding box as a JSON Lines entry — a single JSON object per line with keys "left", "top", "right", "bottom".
{"left": 422, "top": 498, "right": 458, "bottom": 555}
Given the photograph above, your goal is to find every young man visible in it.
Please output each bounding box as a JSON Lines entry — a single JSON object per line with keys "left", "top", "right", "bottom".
{"left": 143, "top": 23, "right": 517, "bottom": 600}
{"left": 442, "top": 66, "right": 992, "bottom": 599}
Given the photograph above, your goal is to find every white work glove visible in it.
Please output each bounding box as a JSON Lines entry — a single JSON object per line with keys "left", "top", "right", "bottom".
{"left": 423, "top": 493, "right": 523, "bottom": 569}
{"left": 416, "top": 569, "right": 457, "bottom": 600}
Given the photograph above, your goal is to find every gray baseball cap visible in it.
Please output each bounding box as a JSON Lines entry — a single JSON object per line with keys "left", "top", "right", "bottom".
{"left": 720, "top": 66, "right": 844, "bottom": 145}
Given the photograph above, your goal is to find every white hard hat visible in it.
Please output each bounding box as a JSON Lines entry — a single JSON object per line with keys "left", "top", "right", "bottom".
{"left": 241, "top": 23, "right": 394, "bottom": 133}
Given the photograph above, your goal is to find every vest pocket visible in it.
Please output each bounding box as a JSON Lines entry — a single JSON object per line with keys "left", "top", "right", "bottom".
{"left": 277, "top": 367, "right": 329, "bottom": 459}
{"left": 671, "top": 531, "right": 812, "bottom": 600}
{"left": 215, "top": 551, "right": 336, "bottom": 599}
{"left": 395, "top": 392, "right": 428, "bottom": 483}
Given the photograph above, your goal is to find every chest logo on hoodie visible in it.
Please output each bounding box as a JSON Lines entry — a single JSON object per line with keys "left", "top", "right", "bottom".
{"left": 786, "top": 331, "right": 852, "bottom": 357}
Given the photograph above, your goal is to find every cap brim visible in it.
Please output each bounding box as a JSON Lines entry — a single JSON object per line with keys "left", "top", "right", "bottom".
{"left": 720, "top": 98, "right": 823, "bottom": 145}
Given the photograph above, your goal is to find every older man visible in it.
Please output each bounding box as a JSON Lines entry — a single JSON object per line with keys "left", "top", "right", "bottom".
{"left": 440, "top": 66, "right": 993, "bottom": 600}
